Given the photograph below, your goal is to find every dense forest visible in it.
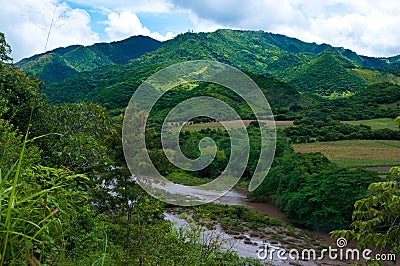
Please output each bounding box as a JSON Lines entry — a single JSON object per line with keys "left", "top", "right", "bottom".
{"left": 1, "top": 29, "right": 400, "bottom": 265}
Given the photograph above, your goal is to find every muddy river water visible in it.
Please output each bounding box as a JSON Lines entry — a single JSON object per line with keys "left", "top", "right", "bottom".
{"left": 164, "top": 189, "right": 337, "bottom": 266}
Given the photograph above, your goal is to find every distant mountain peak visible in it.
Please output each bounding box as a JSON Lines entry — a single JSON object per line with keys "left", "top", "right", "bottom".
{"left": 17, "top": 35, "right": 163, "bottom": 85}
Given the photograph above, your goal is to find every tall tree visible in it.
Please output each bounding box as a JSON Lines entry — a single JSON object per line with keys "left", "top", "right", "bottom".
{"left": 0, "top": 32, "right": 12, "bottom": 63}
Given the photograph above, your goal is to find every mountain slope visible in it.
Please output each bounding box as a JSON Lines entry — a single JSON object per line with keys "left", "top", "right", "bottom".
{"left": 286, "top": 50, "right": 366, "bottom": 95}
{"left": 19, "top": 53, "right": 78, "bottom": 85}
{"left": 17, "top": 35, "right": 163, "bottom": 85}
{"left": 19, "top": 29, "right": 400, "bottom": 111}
{"left": 146, "top": 74, "right": 311, "bottom": 123}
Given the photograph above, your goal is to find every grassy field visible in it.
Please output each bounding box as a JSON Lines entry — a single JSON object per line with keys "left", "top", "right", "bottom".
{"left": 293, "top": 140, "right": 400, "bottom": 169}
{"left": 342, "top": 118, "right": 400, "bottom": 131}
{"left": 350, "top": 68, "right": 400, "bottom": 85}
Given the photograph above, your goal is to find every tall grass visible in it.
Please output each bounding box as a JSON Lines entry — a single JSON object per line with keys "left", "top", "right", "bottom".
{"left": 0, "top": 129, "right": 62, "bottom": 265}
{"left": 1, "top": 125, "right": 29, "bottom": 263}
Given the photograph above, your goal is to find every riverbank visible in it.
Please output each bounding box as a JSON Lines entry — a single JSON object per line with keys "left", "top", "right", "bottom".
{"left": 232, "top": 188, "right": 338, "bottom": 248}
{"left": 164, "top": 187, "right": 391, "bottom": 265}
{"left": 164, "top": 189, "right": 350, "bottom": 265}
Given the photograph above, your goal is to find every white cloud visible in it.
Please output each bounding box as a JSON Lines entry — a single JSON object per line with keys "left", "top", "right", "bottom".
{"left": 304, "top": 1, "right": 400, "bottom": 56}
{"left": 186, "top": 11, "right": 225, "bottom": 33}
{"left": 2, "top": 0, "right": 400, "bottom": 60}
{"left": 0, "top": 0, "right": 99, "bottom": 61}
{"left": 171, "top": 0, "right": 307, "bottom": 29}
{"left": 104, "top": 11, "right": 174, "bottom": 41}
{"left": 171, "top": 0, "right": 400, "bottom": 57}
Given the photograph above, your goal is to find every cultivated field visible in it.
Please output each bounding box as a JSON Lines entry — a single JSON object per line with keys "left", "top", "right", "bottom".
{"left": 293, "top": 140, "right": 400, "bottom": 170}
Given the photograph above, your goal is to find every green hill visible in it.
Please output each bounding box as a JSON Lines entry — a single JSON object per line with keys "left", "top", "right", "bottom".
{"left": 17, "top": 35, "right": 163, "bottom": 85}
{"left": 18, "top": 53, "right": 78, "bottom": 85}
{"left": 286, "top": 50, "right": 366, "bottom": 96}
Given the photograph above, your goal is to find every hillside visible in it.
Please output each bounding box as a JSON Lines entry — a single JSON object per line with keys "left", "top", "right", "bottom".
{"left": 286, "top": 50, "right": 366, "bottom": 95}
{"left": 17, "top": 35, "right": 163, "bottom": 85}
{"left": 17, "top": 29, "right": 400, "bottom": 111}
{"left": 146, "top": 75, "right": 311, "bottom": 124}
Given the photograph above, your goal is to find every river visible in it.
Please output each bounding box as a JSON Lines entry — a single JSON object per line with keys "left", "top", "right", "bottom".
{"left": 164, "top": 188, "right": 344, "bottom": 266}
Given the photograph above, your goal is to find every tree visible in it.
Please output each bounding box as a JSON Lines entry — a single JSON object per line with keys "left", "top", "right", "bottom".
{"left": 0, "top": 34, "right": 43, "bottom": 172}
{"left": 0, "top": 59, "right": 46, "bottom": 133}
{"left": 331, "top": 177, "right": 400, "bottom": 255}
{"left": 32, "top": 103, "right": 114, "bottom": 175}
{"left": 250, "top": 151, "right": 380, "bottom": 232}
{"left": 0, "top": 32, "right": 12, "bottom": 63}
{"left": 0, "top": 108, "right": 41, "bottom": 172}
{"left": 284, "top": 169, "right": 379, "bottom": 232}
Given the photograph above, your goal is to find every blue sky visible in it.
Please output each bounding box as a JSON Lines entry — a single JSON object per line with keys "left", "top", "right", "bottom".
{"left": 2, "top": 0, "right": 400, "bottom": 61}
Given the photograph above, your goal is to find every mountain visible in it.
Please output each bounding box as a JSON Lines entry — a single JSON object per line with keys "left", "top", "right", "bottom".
{"left": 17, "top": 29, "right": 400, "bottom": 112}
{"left": 17, "top": 35, "right": 163, "bottom": 85}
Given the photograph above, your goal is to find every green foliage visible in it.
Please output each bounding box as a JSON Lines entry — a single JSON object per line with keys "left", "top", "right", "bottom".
{"left": 32, "top": 103, "right": 115, "bottom": 174}
{"left": 350, "top": 68, "right": 400, "bottom": 85}
{"left": 189, "top": 203, "right": 284, "bottom": 230}
{"left": 147, "top": 79, "right": 308, "bottom": 123}
{"left": 146, "top": 126, "right": 229, "bottom": 182}
{"left": 19, "top": 53, "right": 78, "bottom": 85}
{"left": 287, "top": 50, "right": 366, "bottom": 96}
{"left": 0, "top": 60, "right": 43, "bottom": 172}
{"left": 146, "top": 124, "right": 292, "bottom": 185}
{"left": 309, "top": 82, "right": 400, "bottom": 121}
{"left": 0, "top": 61, "right": 46, "bottom": 133}
{"left": 284, "top": 118, "right": 400, "bottom": 144}
{"left": 0, "top": 34, "right": 264, "bottom": 265}
{"left": 5, "top": 29, "right": 400, "bottom": 264}
{"left": 331, "top": 179, "right": 400, "bottom": 256}
{"left": 165, "top": 171, "right": 213, "bottom": 186}
{"left": 381, "top": 64, "right": 400, "bottom": 76}
{"left": 92, "top": 166, "right": 251, "bottom": 265}
{"left": 0, "top": 33, "right": 12, "bottom": 63}
{"left": 0, "top": 113, "right": 40, "bottom": 172}
{"left": 251, "top": 151, "right": 380, "bottom": 232}
{"left": 284, "top": 87, "right": 400, "bottom": 144}
{"left": 0, "top": 162, "right": 90, "bottom": 265}
{"left": 284, "top": 169, "right": 380, "bottom": 231}
{"left": 17, "top": 36, "right": 163, "bottom": 85}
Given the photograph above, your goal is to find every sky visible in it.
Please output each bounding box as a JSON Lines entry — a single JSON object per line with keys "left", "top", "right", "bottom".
{"left": 2, "top": 0, "right": 400, "bottom": 61}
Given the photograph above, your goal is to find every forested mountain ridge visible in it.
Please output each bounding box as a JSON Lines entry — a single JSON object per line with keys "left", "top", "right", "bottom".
{"left": 16, "top": 29, "right": 400, "bottom": 111}
{"left": 16, "top": 35, "right": 163, "bottom": 85}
